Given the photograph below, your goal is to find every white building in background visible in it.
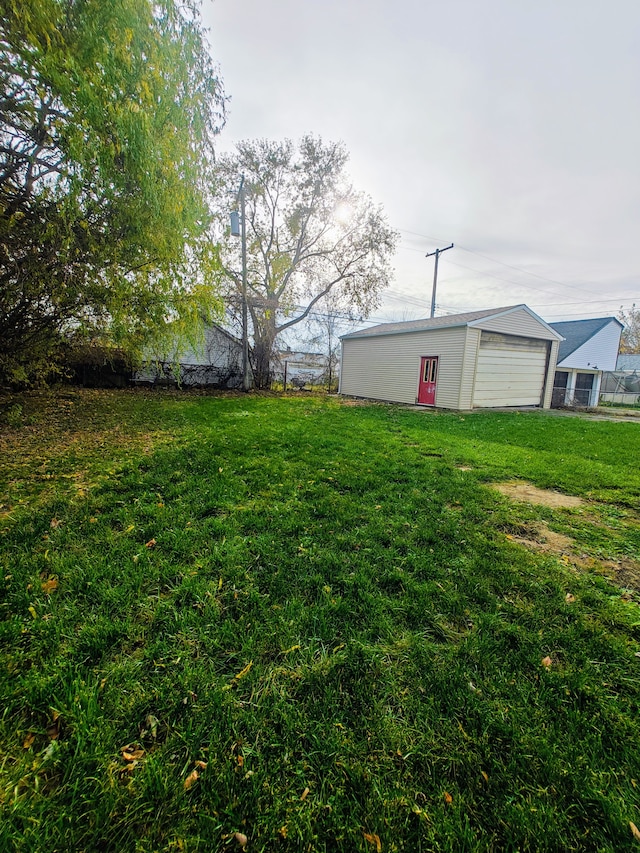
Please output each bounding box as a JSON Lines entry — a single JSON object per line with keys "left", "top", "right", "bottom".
{"left": 274, "top": 348, "right": 326, "bottom": 388}
{"left": 134, "top": 323, "right": 245, "bottom": 388}
{"left": 549, "top": 317, "right": 623, "bottom": 407}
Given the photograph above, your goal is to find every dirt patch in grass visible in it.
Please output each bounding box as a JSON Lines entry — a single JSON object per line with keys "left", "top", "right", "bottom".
{"left": 507, "top": 523, "right": 575, "bottom": 554}
{"left": 492, "top": 481, "right": 584, "bottom": 508}
{"left": 507, "top": 520, "right": 640, "bottom": 593}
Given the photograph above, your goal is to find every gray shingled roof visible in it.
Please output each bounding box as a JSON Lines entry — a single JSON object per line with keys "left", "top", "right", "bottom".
{"left": 549, "top": 317, "right": 621, "bottom": 362}
{"left": 340, "top": 305, "right": 528, "bottom": 339}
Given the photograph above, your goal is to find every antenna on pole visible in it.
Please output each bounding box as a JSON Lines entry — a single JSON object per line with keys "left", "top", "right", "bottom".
{"left": 425, "top": 243, "right": 454, "bottom": 318}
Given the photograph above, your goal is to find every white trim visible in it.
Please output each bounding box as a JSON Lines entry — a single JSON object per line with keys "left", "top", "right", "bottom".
{"left": 341, "top": 304, "right": 562, "bottom": 342}
{"left": 468, "top": 304, "right": 564, "bottom": 340}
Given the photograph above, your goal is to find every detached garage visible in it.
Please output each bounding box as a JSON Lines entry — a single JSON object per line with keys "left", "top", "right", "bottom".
{"left": 339, "top": 305, "right": 562, "bottom": 410}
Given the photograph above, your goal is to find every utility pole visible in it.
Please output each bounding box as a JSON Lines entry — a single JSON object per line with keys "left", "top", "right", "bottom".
{"left": 230, "top": 176, "right": 251, "bottom": 391}
{"left": 426, "top": 243, "right": 454, "bottom": 318}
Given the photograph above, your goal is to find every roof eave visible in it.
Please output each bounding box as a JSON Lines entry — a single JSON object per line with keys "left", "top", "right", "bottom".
{"left": 340, "top": 319, "right": 467, "bottom": 340}
{"left": 469, "top": 304, "right": 564, "bottom": 340}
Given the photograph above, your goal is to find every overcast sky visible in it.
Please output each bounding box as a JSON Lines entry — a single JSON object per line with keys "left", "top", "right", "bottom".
{"left": 202, "top": 0, "right": 639, "bottom": 325}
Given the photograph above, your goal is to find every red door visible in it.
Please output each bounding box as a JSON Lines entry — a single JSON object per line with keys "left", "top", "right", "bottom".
{"left": 417, "top": 356, "right": 438, "bottom": 405}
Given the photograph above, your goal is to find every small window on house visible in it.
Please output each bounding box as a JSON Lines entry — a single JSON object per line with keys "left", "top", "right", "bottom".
{"left": 429, "top": 360, "right": 437, "bottom": 382}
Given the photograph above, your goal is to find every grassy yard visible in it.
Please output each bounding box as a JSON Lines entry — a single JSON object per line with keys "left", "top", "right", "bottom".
{"left": 0, "top": 390, "right": 639, "bottom": 852}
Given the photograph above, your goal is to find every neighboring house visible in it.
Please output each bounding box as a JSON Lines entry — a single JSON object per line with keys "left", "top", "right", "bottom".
{"left": 339, "top": 305, "right": 562, "bottom": 410}
{"left": 134, "top": 323, "right": 245, "bottom": 388}
{"left": 274, "top": 348, "right": 326, "bottom": 388}
{"left": 548, "top": 317, "right": 623, "bottom": 407}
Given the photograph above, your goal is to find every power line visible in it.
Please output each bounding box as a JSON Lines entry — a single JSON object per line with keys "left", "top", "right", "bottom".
{"left": 528, "top": 296, "right": 637, "bottom": 309}
{"left": 397, "top": 240, "right": 636, "bottom": 309}
{"left": 455, "top": 245, "right": 605, "bottom": 298}
{"left": 397, "top": 227, "right": 616, "bottom": 299}
{"left": 443, "top": 259, "right": 635, "bottom": 306}
{"left": 446, "top": 258, "right": 548, "bottom": 292}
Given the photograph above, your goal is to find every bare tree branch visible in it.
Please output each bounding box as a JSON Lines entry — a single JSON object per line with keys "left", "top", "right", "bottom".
{"left": 212, "top": 136, "right": 398, "bottom": 387}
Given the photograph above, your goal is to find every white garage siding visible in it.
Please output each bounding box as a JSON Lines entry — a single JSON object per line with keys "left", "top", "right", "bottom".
{"left": 458, "top": 327, "right": 481, "bottom": 409}
{"left": 473, "top": 306, "right": 558, "bottom": 340}
{"left": 339, "top": 305, "right": 562, "bottom": 410}
{"left": 340, "top": 326, "right": 468, "bottom": 407}
{"left": 472, "top": 332, "right": 549, "bottom": 407}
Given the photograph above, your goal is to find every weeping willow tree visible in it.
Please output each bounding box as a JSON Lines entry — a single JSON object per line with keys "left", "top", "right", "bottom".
{"left": 0, "top": 0, "right": 225, "bottom": 385}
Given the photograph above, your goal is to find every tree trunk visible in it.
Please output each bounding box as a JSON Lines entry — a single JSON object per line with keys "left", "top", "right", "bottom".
{"left": 251, "top": 336, "right": 273, "bottom": 388}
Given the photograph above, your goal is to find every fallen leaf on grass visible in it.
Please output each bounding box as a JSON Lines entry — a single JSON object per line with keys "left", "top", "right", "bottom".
{"left": 630, "top": 821, "right": 640, "bottom": 841}
{"left": 41, "top": 577, "right": 58, "bottom": 594}
{"left": 47, "top": 713, "right": 61, "bottom": 741}
{"left": 233, "top": 661, "right": 253, "bottom": 681}
{"left": 443, "top": 791, "right": 453, "bottom": 805}
{"left": 480, "top": 771, "right": 489, "bottom": 783}
{"left": 278, "top": 825, "right": 288, "bottom": 838}
{"left": 363, "top": 832, "right": 382, "bottom": 852}
{"left": 234, "top": 832, "right": 248, "bottom": 847}
{"left": 541, "top": 656, "right": 553, "bottom": 668}
{"left": 184, "top": 769, "right": 199, "bottom": 790}
{"left": 145, "top": 538, "right": 157, "bottom": 549}
{"left": 122, "top": 746, "right": 145, "bottom": 761}
{"left": 300, "top": 786, "right": 310, "bottom": 801}
{"left": 22, "top": 732, "right": 36, "bottom": 749}
{"left": 565, "top": 593, "right": 576, "bottom": 604}
{"left": 50, "top": 518, "right": 61, "bottom": 529}
{"left": 28, "top": 605, "right": 37, "bottom": 619}
{"left": 194, "top": 760, "right": 208, "bottom": 770}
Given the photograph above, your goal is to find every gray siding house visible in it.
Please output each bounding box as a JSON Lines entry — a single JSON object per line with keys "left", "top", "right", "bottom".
{"left": 549, "top": 317, "right": 623, "bottom": 406}
{"left": 339, "top": 305, "right": 562, "bottom": 409}
{"left": 134, "top": 323, "right": 245, "bottom": 388}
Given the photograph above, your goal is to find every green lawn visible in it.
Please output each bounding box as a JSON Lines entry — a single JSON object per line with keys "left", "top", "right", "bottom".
{"left": 1, "top": 390, "right": 639, "bottom": 852}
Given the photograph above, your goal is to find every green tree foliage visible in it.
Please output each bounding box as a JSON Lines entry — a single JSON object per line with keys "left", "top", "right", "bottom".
{"left": 618, "top": 304, "right": 640, "bottom": 353}
{"left": 213, "top": 136, "right": 398, "bottom": 388}
{"left": 0, "top": 0, "right": 225, "bottom": 385}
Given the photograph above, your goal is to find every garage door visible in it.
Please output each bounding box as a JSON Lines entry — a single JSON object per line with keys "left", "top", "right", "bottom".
{"left": 473, "top": 331, "right": 549, "bottom": 407}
